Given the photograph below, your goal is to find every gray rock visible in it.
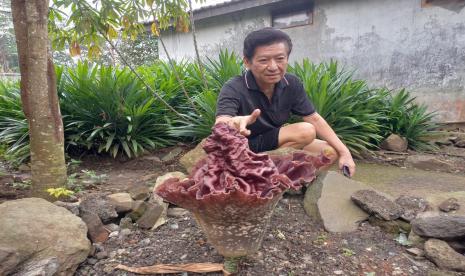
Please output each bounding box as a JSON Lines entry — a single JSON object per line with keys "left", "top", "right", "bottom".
{"left": 406, "top": 155, "right": 454, "bottom": 172}
{"left": 368, "top": 217, "right": 411, "bottom": 234}
{"left": 351, "top": 189, "right": 403, "bottom": 221}
{"left": 428, "top": 270, "right": 464, "bottom": 276}
{"left": 406, "top": 247, "right": 425, "bottom": 258}
{"left": 424, "top": 239, "right": 465, "bottom": 272}
{"left": 127, "top": 183, "right": 151, "bottom": 201}
{"left": 408, "top": 230, "right": 426, "bottom": 248}
{"left": 412, "top": 215, "right": 465, "bottom": 239}
{"left": 119, "top": 216, "right": 134, "bottom": 229}
{"left": 0, "top": 198, "right": 90, "bottom": 276}
{"left": 167, "top": 207, "right": 189, "bottom": 218}
{"left": 95, "top": 251, "right": 108, "bottom": 260}
{"left": 162, "top": 147, "right": 184, "bottom": 163}
{"left": 395, "top": 195, "right": 431, "bottom": 221}
{"left": 0, "top": 246, "right": 23, "bottom": 275}
{"left": 380, "top": 134, "right": 408, "bottom": 152}
{"left": 303, "top": 171, "right": 371, "bottom": 232}
{"left": 107, "top": 192, "right": 134, "bottom": 213}
{"left": 136, "top": 201, "right": 165, "bottom": 229}
{"left": 154, "top": 172, "right": 186, "bottom": 192}
{"left": 80, "top": 211, "right": 110, "bottom": 243}
{"left": 87, "top": 258, "right": 98, "bottom": 265}
{"left": 54, "top": 200, "right": 80, "bottom": 216}
{"left": 15, "top": 257, "right": 60, "bottom": 276}
{"left": 455, "top": 136, "right": 465, "bottom": 148}
{"left": 128, "top": 200, "right": 148, "bottom": 221}
{"left": 79, "top": 194, "right": 118, "bottom": 223}
{"left": 104, "top": 223, "right": 120, "bottom": 232}
{"left": 179, "top": 139, "right": 207, "bottom": 173}
{"left": 439, "top": 198, "right": 460, "bottom": 212}
{"left": 119, "top": 228, "right": 132, "bottom": 238}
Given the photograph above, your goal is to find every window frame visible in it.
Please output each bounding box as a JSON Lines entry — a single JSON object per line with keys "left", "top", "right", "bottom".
{"left": 271, "top": 3, "right": 314, "bottom": 29}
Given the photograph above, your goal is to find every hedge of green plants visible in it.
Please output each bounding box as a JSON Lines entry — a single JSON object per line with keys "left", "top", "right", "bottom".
{"left": 0, "top": 51, "right": 436, "bottom": 165}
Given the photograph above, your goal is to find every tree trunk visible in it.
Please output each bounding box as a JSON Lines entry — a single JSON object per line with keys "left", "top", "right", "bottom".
{"left": 11, "top": 0, "right": 67, "bottom": 200}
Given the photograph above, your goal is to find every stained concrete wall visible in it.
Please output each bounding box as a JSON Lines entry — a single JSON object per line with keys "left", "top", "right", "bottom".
{"left": 160, "top": 0, "right": 465, "bottom": 122}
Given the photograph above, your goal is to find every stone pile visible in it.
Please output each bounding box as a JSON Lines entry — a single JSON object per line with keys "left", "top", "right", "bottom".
{"left": 349, "top": 189, "right": 465, "bottom": 273}
{"left": 56, "top": 173, "right": 187, "bottom": 245}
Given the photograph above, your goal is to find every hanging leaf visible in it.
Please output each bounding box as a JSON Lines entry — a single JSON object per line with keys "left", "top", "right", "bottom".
{"left": 151, "top": 22, "right": 160, "bottom": 36}
{"left": 69, "top": 40, "right": 81, "bottom": 57}
{"left": 107, "top": 25, "right": 118, "bottom": 40}
{"left": 146, "top": 0, "right": 154, "bottom": 7}
{"left": 175, "top": 17, "right": 184, "bottom": 33}
{"left": 88, "top": 44, "right": 101, "bottom": 59}
{"left": 122, "top": 16, "right": 131, "bottom": 29}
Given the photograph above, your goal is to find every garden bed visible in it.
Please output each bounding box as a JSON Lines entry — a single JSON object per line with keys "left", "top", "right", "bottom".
{"left": 5, "top": 145, "right": 464, "bottom": 275}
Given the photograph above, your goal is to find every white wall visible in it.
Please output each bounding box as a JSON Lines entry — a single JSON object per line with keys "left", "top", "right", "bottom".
{"left": 161, "top": 0, "right": 465, "bottom": 122}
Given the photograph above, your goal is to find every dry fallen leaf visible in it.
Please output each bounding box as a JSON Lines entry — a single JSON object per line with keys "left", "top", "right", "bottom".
{"left": 115, "top": 263, "right": 229, "bottom": 275}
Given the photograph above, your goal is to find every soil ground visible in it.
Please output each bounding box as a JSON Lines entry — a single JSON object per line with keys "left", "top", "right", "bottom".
{"left": 1, "top": 142, "right": 465, "bottom": 275}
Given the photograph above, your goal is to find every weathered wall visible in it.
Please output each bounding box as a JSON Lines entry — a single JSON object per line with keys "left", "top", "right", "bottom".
{"left": 160, "top": 8, "right": 269, "bottom": 62}
{"left": 161, "top": 0, "right": 465, "bottom": 122}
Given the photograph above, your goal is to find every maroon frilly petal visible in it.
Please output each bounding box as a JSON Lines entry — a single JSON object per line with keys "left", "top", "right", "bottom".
{"left": 155, "top": 123, "right": 330, "bottom": 211}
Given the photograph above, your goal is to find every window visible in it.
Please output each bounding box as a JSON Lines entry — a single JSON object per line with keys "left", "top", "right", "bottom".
{"left": 421, "top": 0, "right": 465, "bottom": 8}
{"left": 272, "top": 9, "right": 313, "bottom": 29}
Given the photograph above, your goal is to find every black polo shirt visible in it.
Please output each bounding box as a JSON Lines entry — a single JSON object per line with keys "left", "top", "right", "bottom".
{"left": 216, "top": 70, "right": 315, "bottom": 138}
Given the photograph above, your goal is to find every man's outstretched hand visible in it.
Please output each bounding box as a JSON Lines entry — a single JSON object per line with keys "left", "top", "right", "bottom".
{"left": 215, "top": 109, "right": 261, "bottom": 136}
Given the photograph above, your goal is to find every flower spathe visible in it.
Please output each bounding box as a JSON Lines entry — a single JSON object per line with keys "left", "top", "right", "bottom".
{"left": 156, "top": 123, "right": 330, "bottom": 257}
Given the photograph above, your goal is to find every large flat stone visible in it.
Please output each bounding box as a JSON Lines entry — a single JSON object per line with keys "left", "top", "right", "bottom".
{"left": 424, "top": 238, "right": 465, "bottom": 272}
{"left": 304, "top": 171, "right": 371, "bottom": 232}
{"left": 0, "top": 198, "right": 90, "bottom": 276}
{"left": 411, "top": 215, "right": 465, "bottom": 239}
{"left": 351, "top": 189, "right": 403, "bottom": 220}
{"left": 352, "top": 163, "right": 465, "bottom": 216}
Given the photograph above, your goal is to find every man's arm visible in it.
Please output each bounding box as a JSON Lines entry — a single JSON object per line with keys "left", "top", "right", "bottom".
{"left": 303, "top": 113, "right": 356, "bottom": 176}
{"left": 215, "top": 109, "right": 261, "bottom": 136}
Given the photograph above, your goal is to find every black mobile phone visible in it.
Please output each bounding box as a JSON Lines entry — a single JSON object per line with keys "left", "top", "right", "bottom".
{"left": 342, "top": 165, "right": 350, "bottom": 178}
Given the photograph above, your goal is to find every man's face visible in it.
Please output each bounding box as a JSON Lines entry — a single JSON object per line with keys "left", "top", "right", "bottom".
{"left": 244, "top": 42, "right": 289, "bottom": 88}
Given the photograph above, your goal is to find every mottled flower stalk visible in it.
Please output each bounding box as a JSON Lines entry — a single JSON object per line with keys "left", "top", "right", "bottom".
{"left": 156, "top": 123, "right": 330, "bottom": 273}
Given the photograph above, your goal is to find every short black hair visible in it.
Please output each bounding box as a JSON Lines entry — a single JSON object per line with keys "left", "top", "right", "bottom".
{"left": 243, "top": 27, "right": 293, "bottom": 60}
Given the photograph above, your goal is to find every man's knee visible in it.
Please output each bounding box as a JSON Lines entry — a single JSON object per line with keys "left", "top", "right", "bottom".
{"left": 293, "top": 122, "right": 316, "bottom": 145}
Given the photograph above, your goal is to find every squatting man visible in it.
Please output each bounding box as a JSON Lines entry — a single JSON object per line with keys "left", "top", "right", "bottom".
{"left": 214, "top": 27, "right": 356, "bottom": 177}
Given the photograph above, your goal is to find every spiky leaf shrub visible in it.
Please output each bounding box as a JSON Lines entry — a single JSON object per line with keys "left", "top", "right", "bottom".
{"left": 379, "top": 88, "right": 436, "bottom": 151}
{"left": 168, "top": 50, "right": 243, "bottom": 140}
{"left": 0, "top": 81, "right": 29, "bottom": 165}
{"left": 289, "top": 60, "right": 386, "bottom": 155}
{"left": 60, "top": 62, "right": 174, "bottom": 158}
{"left": 204, "top": 49, "right": 243, "bottom": 90}
{"left": 169, "top": 89, "right": 218, "bottom": 140}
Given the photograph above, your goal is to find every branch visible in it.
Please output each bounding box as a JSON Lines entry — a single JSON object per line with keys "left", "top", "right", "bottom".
{"left": 74, "top": 1, "right": 182, "bottom": 117}
{"left": 150, "top": 6, "right": 200, "bottom": 115}
{"left": 188, "top": 0, "right": 208, "bottom": 90}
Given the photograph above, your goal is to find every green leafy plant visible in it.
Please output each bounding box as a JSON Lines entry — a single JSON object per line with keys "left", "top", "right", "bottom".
{"left": 289, "top": 60, "right": 387, "bottom": 155}
{"left": 341, "top": 247, "right": 356, "bottom": 257}
{"left": 0, "top": 81, "right": 29, "bottom": 166}
{"left": 168, "top": 50, "right": 243, "bottom": 141}
{"left": 66, "top": 158, "right": 82, "bottom": 173}
{"left": 379, "top": 89, "right": 436, "bottom": 151}
{"left": 12, "top": 179, "right": 32, "bottom": 190}
{"left": 204, "top": 49, "right": 243, "bottom": 90}
{"left": 60, "top": 62, "right": 174, "bottom": 158}
{"left": 65, "top": 169, "right": 107, "bottom": 192}
{"left": 314, "top": 233, "right": 328, "bottom": 244}
{"left": 47, "top": 187, "right": 75, "bottom": 198}
{"left": 81, "top": 169, "right": 107, "bottom": 184}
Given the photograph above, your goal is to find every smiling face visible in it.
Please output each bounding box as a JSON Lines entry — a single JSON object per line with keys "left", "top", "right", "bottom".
{"left": 244, "top": 42, "right": 289, "bottom": 91}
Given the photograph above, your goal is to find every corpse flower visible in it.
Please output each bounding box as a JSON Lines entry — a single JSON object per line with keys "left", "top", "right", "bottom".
{"left": 155, "top": 123, "right": 330, "bottom": 273}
